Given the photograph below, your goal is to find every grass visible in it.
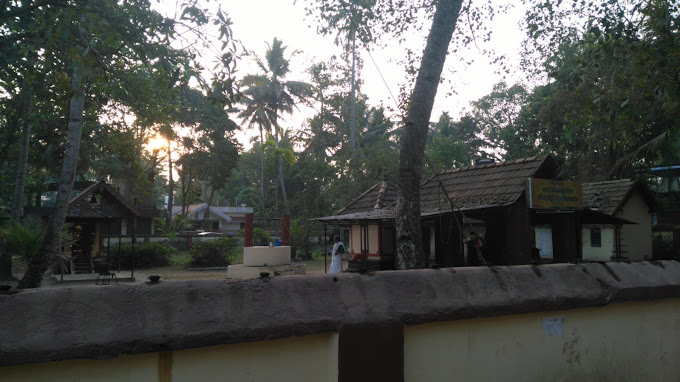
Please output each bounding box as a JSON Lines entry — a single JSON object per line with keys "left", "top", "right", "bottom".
{"left": 169, "top": 252, "right": 191, "bottom": 267}
{"left": 142, "top": 250, "right": 340, "bottom": 280}
{"left": 3, "top": 247, "right": 343, "bottom": 287}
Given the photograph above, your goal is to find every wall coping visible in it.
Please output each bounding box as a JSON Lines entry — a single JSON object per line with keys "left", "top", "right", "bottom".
{"left": 2, "top": 261, "right": 680, "bottom": 367}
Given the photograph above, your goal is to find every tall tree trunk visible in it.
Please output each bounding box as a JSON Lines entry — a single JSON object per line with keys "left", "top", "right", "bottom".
{"left": 0, "top": 239, "right": 12, "bottom": 281}
{"left": 272, "top": 85, "right": 288, "bottom": 213}
{"left": 202, "top": 187, "right": 216, "bottom": 231}
{"left": 350, "top": 27, "right": 356, "bottom": 155}
{"left": 278, "top": 165, "right": 288, "bottom": 212}
{"left": 260, "top": 127, "right": 266, "bottom": 216}
{"left": 166, "top": 139, "right": 174, "bottom": 227}
{"left": 18, "top": 64, "right": 87, "bottom": 288}
{"left": 395, "top": 0, "right": 463, "bottom": 269}
{"left": 180, "top": 166, "right": 188, "bottom": 216}
{"left": 11, "top": 88, "right": 33, "bottom": 221}
{"left": 2, "top": 87, "right": 33, "bottom": 280}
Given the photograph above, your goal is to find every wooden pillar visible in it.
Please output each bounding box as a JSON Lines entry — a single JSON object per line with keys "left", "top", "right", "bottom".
{"left": 484, "top": 209, "right": 505, "bottom": 265}
{"left": 505, "top": 205, "right": 532, "bottom": 265}
{"left": 244, "top": 213, "right": 254, "bottom": 247}
{"left": 281, "top": 214, "right": 290, "bottom": 246}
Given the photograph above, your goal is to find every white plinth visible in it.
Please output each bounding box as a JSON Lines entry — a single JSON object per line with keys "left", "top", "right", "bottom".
{"left": 243, "top": 246, "right": 291, "bottom": 266}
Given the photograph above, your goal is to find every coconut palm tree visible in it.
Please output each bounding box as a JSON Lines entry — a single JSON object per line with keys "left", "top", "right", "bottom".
{"left": 239, "top": 38, "right": 312, "bottom": 214}
{"left": 239, "top": 95, "right": 272, "bottom": 217}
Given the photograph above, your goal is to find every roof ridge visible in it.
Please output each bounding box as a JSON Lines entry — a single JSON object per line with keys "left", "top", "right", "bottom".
{"left": 374, "top": 181, "right": 389, "bottom": 210}
{"left": 337, "top": 181, "right": 383, "bottom": 215}
{"left": 438, "top": 155, "right": 545, "bottom": 175}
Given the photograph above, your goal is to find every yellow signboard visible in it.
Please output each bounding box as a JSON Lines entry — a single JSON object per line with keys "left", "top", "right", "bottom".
{"left": 526, "top": 178, "right": 582, "bottom": 209}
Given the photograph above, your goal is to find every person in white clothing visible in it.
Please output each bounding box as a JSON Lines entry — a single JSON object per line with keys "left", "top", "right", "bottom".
{"left": 330, "top": 236, "right": 345, "bottom": 274}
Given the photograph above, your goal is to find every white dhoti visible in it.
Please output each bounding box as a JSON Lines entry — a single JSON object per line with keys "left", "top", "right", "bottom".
{"left": 330, "top": 254, "right": 342, "bottom": 273}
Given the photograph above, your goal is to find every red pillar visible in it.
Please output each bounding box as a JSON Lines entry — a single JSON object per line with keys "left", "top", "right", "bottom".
{"left": 245, "top": 213, "right": 254, "bottom": 247}
{"left": 281, "top": 214, "right": 290, "bottom": 246}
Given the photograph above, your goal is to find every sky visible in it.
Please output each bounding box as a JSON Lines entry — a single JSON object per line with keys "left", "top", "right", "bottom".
{"left": 154, "top": 0, "right": 529, "bottom": 149}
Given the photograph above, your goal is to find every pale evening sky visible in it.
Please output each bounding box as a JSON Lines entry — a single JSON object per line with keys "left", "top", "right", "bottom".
{"left": 153, "top": 0, "right": 528, "bottom": 149}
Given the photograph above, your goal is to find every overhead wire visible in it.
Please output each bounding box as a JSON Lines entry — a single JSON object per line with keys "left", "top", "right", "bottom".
{"left": 341, "top": 0, "right": 487, "bottom": 265}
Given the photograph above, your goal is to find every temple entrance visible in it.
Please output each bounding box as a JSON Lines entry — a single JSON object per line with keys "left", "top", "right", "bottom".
{"left": 70, "top": 224, "right": 95, "bottom": 274}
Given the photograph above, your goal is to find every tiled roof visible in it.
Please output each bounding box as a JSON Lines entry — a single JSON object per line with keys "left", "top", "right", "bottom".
{"left": 337, "top": 180, "right": 399, "bottom": 215}
{"left": 68, "top": 180, "right": 140, "bottom": 218}
{"left": 419, "top": 156, "right": 554, "bottom": 213}
{"left": 172, "top": 204, "right": 231, "bottom": 222}
{"left": 327, "top": 156, "right": 556, "bottom": 220}
{"left": 582, "top": 179, "right": 637, "bottom": 215}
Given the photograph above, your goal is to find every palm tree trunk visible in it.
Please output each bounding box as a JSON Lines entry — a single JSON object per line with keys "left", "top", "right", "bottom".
{"left": 0, "top": 240, "right": 12, "bottom": 281}
{"left": 260, "top": 127, "right": 266, "bottom": 216}
{"left": 278, "top": 165, "right": 288, "bottom": 212}
{"left": 166, "top": 139, "right": 174, "bottom": 227}
{"left": 2, "top": 87, "right": 33, "bottom": 280}
{"left": 396, "top": 0, "right": 463, "bottom": 269}
{"left": 11, "top": 87, "right": 33, "bottom": 221}
{"left": 350, "top": 27, "right": 356, "bottom": 155}
{"left": 18, "top": 63, "right": 87, "bottom": 288}
{"left": 272, "top": 97, "right": 288, "bottom": 213}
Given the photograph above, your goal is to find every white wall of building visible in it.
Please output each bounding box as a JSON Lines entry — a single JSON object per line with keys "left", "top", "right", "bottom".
{"left": 616, "top": 192, "right": 653, "bottom": 260}
{"left": 582, "top": 227, "right": 615, "bottom": 262}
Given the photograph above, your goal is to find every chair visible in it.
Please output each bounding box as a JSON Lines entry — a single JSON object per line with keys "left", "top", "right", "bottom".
{"left": 94, "top": 253, "right": 117, "bottom": 285}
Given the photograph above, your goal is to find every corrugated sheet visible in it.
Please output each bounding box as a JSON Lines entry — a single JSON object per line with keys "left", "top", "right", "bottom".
{"left": 582, "top": 179, "right": 637, "bottom": 215}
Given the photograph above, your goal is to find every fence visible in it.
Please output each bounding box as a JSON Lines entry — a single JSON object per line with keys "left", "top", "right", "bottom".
{"left": 2, "top": 261, "right": 680, "bottom": 381}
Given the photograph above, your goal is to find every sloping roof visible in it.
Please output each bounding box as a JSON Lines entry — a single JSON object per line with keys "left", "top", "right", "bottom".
{"left": 172, "top": 204, "right": 232, "bottom": 222}
{"left": 337, "top": 180, "right": 399, "bottom": 215}
{"left": 317, "top": 156, "right": 556, "bottom": 223}
{"left": 68, "top": 180, "right": 140, "bottom": 217}
{"left": 419, "top": 155, "right": 555, "bottom": 213}
{"left": 582, "top": 179, "right": 639, "bottom": 215}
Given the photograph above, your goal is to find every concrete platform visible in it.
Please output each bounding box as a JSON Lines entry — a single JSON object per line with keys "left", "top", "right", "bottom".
{"left": 243, "top": 246, "right": 291, "bottom": 266}
{"left": 226, "top": 264, "right": 305, "bottom": 280}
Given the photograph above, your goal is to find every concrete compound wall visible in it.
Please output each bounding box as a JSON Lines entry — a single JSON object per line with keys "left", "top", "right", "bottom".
{"left": 2, "top": 261, "right": 680, "bottom": 381}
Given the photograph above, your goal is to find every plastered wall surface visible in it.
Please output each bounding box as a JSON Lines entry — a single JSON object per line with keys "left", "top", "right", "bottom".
{"left": 618, "top": 192, "right": 653, "bottom": 261}
{"left": 3, "top": 262, "right": 680, "bottom": 381}
{"left": 2, "top": 333, "right": 338, "bottom": 382}
{"left": 350, "top": 224, "right": 379, "bottom": 255}
{"left": 350, "top": 224, "right": 361, "bottom": 254}
{"left": 581, "top": 227, "right": 615, "bottom": 261}
{"left": 405, "top": 299, "right": 680, "bottom": 381}
{"left": 1, "top": 353, "right": 159, "bottom": 382}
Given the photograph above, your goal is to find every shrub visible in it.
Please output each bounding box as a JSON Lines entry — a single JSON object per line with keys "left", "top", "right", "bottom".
{"left": 113, "top": 242, "right": 176, "bottom": 269}
{"left": 253, "top": 227, "right": 270, "bottom": 246}
{"left": 0, "top": 216, "right": 45, "bottom": 261}
{"left": 190, "top": 237, "right": 239, "bottom": 267}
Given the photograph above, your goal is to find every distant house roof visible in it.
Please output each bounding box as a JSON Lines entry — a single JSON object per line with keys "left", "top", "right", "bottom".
{"left": 419, "top": 155, "right": 556, "bottom": 213}
{"left": 172, "top": 204, "right": 232, "bottom": 222}
{"left": 582, "top": 179, "right": 653, "bottom": 215}
{"left": 337, "top": 179, "right": 399, "bottom": 215}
